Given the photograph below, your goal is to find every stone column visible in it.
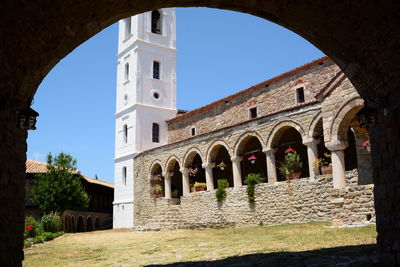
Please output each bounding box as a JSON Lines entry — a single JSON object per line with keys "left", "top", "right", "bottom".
{"left": 231, "top": 156, "right": 243, "bottom": 187}
{"left": 180, "top": 168, "right": 190, "bottom": 196}
{"left": 326, "top": 141, "right": 348, "bottom": 188}
{"left": 0, "top": 103, "right": 27, "bottom": 266}
{"left": 303, "top": 138, "right": 321, "bottom": 179}
{"left": 162, "top": 172, "right": 172, "bottom": 198}
{"left": 202, "top": 162, "right": 215, "bottom": 191}
{"left": 263, "top": 148, "right": 277, "bottom": 183}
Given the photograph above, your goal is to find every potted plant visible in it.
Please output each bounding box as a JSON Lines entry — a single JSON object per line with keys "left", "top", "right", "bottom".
{"left": 279, "top": 148, "right": 302, "bottom": 180}
{"left": 248, "top": 155, "right": 256, "bottom": 164}
{"left": 154, "top": 184, "right": 163, "bottom": 198}
{"left": 217, "top": 162, "right": 227, "bottom": 170}
{"left": 194, "top": 182, "right": 207, "bottom": 191}
{"left": 312, "top": 152, "right": 332, "bottom": 175}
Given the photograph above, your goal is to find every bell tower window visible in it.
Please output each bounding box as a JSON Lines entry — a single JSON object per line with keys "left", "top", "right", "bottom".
{"left": 153, "top": 61, "right": 160, "bottom": 79}
{"left": 151, "top": 10, "right": 162, "bottom": 34}
{"left": 122, "top": 166, "right": 127, "bottom": 186}
{"left": 152, "top": 123, "right": 160, "bottom": 143}
{"left": 123, "top": 124, "right": 128, "bottom": 143}
{"left": 124, "top": 63, "right": 129, "bottom": 81}
{"left": 124, "top": 18, "right": 131, "bottom": 39}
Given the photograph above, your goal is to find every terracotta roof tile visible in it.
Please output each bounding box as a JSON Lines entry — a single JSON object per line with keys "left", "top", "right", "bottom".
{"left": 25, "top": 159, "right": 114, "bottom": 188}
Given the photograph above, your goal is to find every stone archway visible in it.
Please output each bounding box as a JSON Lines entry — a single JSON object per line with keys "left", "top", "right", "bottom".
{"left": 1, "top": 1, "right": 400, "bottom": 265}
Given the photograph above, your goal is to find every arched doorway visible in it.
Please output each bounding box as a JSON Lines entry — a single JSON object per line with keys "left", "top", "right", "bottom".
{"left": 95, "top": 218, "right": 100, "bottom": 230}
{"left": 70, "top": 216, "right": 75, "bottom": 233}
{"left": 1, "top": 2, "right": 399, "bottom": 265}
{"left": 184, "top": 151, "right": 206, "bottom": 192}
{"left": 166, "top": 158, "right": 182, "bottom": 199}
{"left": 273, "top": 127, "right": 308, "bottom": 181}
{"left": 86, "top": 217, "right": 93, "bottom": 232}
{"left": 209, "top": 144, "right": 233, "bottom": 188}
{"left": 235, "top": 135, "right": 267, "bottom": 183}
{"left": 150, "top": 163, "right": 164, "bottom": 198}
{"left": 77, "top": 216, "right": 85, "bottom": 232}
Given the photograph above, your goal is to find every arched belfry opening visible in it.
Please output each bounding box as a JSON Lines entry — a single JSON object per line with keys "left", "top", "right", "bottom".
{"left": 236, "top": 136, "right": 267, "bottom": 183}
{"left": 151, "top": 10, "right": 162, "bottom": 34}
{"left": 273, "top": 127, "right": 308, "bottom": 181}
{"left": 209, "top": 144, "right": 233, "bottom": 188}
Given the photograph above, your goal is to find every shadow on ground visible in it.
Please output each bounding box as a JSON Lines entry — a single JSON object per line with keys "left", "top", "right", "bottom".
{"left": 147, "top": 244, "right": 378, "bottom": 267}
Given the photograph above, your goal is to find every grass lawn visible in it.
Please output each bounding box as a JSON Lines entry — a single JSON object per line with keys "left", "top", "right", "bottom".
{"left": 23, "top": 222, "right": 377, "bottom": 266}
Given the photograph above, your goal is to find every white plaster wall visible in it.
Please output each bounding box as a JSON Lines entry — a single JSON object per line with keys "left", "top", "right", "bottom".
{"left": 113, "top": 158, "right": 135, "bottom": 228}
{"left": 115, "top": 110, "right": 137, "bottom": 159}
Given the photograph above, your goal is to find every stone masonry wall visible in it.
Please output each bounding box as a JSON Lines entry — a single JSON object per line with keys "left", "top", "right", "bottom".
{"left": 132, "top": 168, "right": 375, "bottom": 231}
{"left": 167, "top": 58, "right": 340, "bottom": 143}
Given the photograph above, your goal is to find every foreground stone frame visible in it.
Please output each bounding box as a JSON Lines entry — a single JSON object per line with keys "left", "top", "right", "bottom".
{"left": 1, "top": 1, "right": 400, "bottom": 265}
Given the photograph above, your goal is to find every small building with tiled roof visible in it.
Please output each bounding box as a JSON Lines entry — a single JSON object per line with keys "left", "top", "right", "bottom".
{"left": 25, "top": 159, "right": 114, "bottom": 232}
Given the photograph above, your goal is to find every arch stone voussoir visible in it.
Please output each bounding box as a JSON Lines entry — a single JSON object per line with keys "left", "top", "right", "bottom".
{"left": 205, "top": 140, "right": 232, "bottom": 163}
{"left": 233, "top": 131, "right": 266, "bottom": 157}
{"left": 182, "top": 147, "right": 203, "bottom": 167}
{"left": 266, "top": 120, "right": 306, "bottom": 149}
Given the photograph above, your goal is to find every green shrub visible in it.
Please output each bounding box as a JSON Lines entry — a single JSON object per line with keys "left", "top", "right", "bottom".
{"left": 41, "top": 213, "right": 62, "bottom": 233}
{"left": 24, "top": 239, "right": 33, "bottom": 248}
{"left": 53, "top": 231, "right": 65, "bottom": 238}
{"left": 42, "top": 232, "right": 55, "bottom": 241}
{"left": 216, "top": 179, "right": 228, "bottom": 201}
{"left": 244, "top": 173, "right": 265, "bottom": 202}
{"left": 33, "top": 235, "right": 44, "bottom": 244}
{"left": 24, "top": 216, "right": 43, "bottom": 238}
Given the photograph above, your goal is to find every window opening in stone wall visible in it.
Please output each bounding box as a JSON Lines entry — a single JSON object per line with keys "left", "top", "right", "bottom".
{"left": 153, "top": 61, "right": 160, "bottom": 79}
{"left": 124, "top": 63, "right": 129, "bottom": 81}
{"left": 122, "top": 166, "right": 127, "bottom": 186}
{"left": 191, "top": 127, "right": 196, "bottom": 136}
{"left": 123, "top": 124, "right": 128, "bottom": 143}
{"left": 125, "top": 18, "right": 131, "bottom": 39}
{"left": 296, "top": 87, "right": 305, "bottom": 103}
{"left": 250, "top": 107, "right": 257, "bottom": 118}
{"left": 151, "top": 10, "right": 162, "bottom": 34}
{"left": 152, "top": 123, "right": 160, "bottom": 143}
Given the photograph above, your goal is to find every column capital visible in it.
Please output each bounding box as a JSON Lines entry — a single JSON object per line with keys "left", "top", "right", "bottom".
{"left": 263, "top": 148, "right": 277, "bottom": 155}
{"left": 180, "top": 167, "right": 190, "bottom": 175}
{"left": 162, "top": 171, "right": 173, "bottom": 178}
{"left": 325, "top": 140, "right": 348, "bottom": 151}
{"left": 302, "top": 137, "right": 320, "bottom": 146}
{"left": 202, "top": 162, "right": 215, "bottom": 169}
{"left": 230, "top": 156, "right": 243, "bottom": 162}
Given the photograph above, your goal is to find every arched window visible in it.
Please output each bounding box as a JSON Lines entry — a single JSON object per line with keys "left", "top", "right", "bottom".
{"left": 123, "top": 124, "right": 128, "bottom": 143}
{"left": 151, "top": 10, "right": 162, "bottom": 34}
{"left": 152, "top": 123, "right": 160, "bottom": 143}
{"left": 153, "top": 61, "right": 160, "bottom": 79}
{"left": 122, "top": 166, "right": 127, "bottom": 186}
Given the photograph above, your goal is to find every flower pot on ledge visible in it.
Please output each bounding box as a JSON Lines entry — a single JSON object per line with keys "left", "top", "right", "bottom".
{"left": 154, "top": 194, "right": 163, "bottom": 198}
{"left": 285, "top": 172, "right": 301, "bottom": 180}
{"left": 320, "top": 166, "right": 332, "bottom": 175}
{"left": 195, "top": 186, "right": 206, "bottom": 192}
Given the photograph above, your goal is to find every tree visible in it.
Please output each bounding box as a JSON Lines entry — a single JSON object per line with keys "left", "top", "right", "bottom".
{"left": 31, "top": 152, "right": 89, "bottom": 213}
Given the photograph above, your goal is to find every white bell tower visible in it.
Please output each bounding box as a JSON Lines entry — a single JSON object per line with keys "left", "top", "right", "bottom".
{"left": 113, "top": 8, "right": 177, "bottom": 228}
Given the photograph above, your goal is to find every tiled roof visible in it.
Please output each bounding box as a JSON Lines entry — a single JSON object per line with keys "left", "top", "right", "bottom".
{"left": 167, "top": 56, "right": 330, "bottom": 124}
{"left": 25, "top": 159, "right": 114, "bottom": 188}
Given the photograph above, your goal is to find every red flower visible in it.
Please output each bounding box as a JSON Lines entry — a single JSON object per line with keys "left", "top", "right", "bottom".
{"left": 25, "top": 225, "right": 34, "bottom": 231}
{"left": 285, "top": 148, "right": 296, "bottom": 153}
{"left": 248, "top": 156, "right": 256, "bottom": 160}
{"left": 362, "top": 139, "right": 371, "bottom": 147}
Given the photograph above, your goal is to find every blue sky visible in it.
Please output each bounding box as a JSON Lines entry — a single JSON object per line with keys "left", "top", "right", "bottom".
{"left": 27, "top": 8, "right": 324, "bottom": 183}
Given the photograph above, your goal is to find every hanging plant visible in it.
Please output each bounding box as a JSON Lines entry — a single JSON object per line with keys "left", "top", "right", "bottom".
{"left": 189, "top": 168, "right": 198, "bottom": 177}
{"left": 362, "top": 139, "right": 371, "bottom": 152}
{"left": 244, "top": 173, "right": 265, "bottom": 202}
{"left": 215, "top": 179, "right": 228, "bottom": 201}
{"left": 248, "top": 155, "right": 257, "bottom": 164}
{"left": 217, "top": 162, "right": 227, "bottom": 170}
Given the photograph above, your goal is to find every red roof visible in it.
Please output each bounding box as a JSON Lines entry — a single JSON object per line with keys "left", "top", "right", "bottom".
{"left": 25, "top": 159, "right": 114, "bottom": 188}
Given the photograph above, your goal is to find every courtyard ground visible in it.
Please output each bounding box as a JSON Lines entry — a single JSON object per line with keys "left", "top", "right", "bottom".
{"left": 23, "top": 222, "right": 377, "bottom": 266}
